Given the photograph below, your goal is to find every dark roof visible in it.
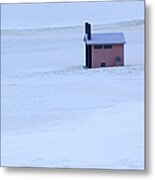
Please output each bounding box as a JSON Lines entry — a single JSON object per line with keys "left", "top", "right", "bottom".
{"left": 84, "top": 32, "right": 126, "bottom": 45}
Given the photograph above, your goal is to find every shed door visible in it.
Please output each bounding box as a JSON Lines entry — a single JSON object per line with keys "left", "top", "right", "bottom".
{"left": 115, "top": 57, "right": 121, "bottom": 66}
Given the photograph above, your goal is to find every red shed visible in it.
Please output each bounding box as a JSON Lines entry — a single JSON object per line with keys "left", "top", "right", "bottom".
{"left": 84, "top": 23, "right": 126, "bottom": 68}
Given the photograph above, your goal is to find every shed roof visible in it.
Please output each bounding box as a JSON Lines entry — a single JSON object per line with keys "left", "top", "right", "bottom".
{"left": 85, "top": 32, "right": 126, "bottom": 45}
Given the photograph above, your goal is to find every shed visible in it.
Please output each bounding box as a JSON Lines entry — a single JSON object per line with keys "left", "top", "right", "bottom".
{"left": 84, "top": 23, "right": 126, "bottom": 68}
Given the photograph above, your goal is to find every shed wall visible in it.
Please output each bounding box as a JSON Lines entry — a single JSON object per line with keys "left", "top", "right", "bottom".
{"left": 91, "top": 44, "right": 124, "bottom": 68}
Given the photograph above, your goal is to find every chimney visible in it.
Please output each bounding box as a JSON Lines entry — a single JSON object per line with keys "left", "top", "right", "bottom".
{"left": 85, "top": 22, "right": 91, "bottom": 40}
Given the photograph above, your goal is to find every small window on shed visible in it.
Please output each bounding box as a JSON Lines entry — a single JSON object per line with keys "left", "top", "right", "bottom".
{"left": 101, "top": 62, "right": 106, "bottom": 67}
{"left": 116, "top": 57, "right": 121, "bottom": 63}
{"left": 104, "top": 44, "right": 112, "bottom": 49}
{"left": 94, "top": 45, "right": 102, "bottom": 49}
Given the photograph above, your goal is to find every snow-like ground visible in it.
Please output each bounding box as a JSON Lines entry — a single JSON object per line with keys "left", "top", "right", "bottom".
{"left": 1, "top": 20, "right": 144, "bottom": 169}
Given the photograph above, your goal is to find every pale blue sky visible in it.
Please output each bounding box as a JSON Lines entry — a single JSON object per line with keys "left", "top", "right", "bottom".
{"left": 1, "top": 1, "right": 144, "bottom": 29}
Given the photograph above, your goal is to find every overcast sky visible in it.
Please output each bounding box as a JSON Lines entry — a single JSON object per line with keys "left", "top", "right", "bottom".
{"left": 1, "top": 1, "right": 144, "bottom": 29}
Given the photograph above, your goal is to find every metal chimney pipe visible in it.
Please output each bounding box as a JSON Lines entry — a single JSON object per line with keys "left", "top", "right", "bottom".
{"left": 85, "top": 22, "right": 89, "bottom": 34}
{"left": 87, "top": 23, "right": 91, "bottom": 40}
{"left": 85, "top": 22, "right": 91, "bottom": 40}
